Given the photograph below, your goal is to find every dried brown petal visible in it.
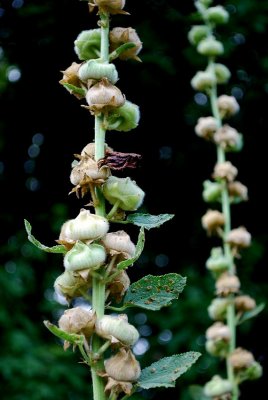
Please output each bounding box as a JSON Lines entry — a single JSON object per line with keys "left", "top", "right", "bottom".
{"left": 98, "top": 150, "right": 142, "bottom": 171}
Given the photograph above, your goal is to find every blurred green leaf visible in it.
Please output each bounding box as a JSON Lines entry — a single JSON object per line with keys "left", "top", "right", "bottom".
{"left": 237, "top": 303, "right": 265, "bottom": 326}
{"left": 117, "top": 227, "right": 145, "bottom": 270}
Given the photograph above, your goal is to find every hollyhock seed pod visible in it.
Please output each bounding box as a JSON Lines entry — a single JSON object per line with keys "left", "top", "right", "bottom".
{"left": 105, "top": 101, "right": 140, "bottom": 132}
{"left": 74, "top": 29, "right": 101, "bottom": 61}
{"left": 229, "top": 348, "right": 255, "bottom": 370}
{"left": 70, "top": 156, "right": 110, "bottom": 185}
{"left": 208, "top": 298, "right": 230, "bottom": 321}
{"left": 105, "top": 348, "right": 141, "bottom": 382}
{"left": 191, "top": 70, "right": 216, "bottom": 91}
{"left": 54, "top": 270, "right": 91, "bottom": 300}
{"left": 93, "top": 0, "right": 126, "bottom": 15}
{"left": 103, "top": 176, "right": 145, "bottom": 211}
{"left": 195, "top": 116, "right": 218, "bottom": 140}
{"left": 110, "top": 27, "right": 142, "bottom": 61}
{"left": 213, "top": 161, "right": 238, "bottom": 182}
{"left": 197, "top": 37, "right": 224, "bottom": 57}
{"left": 206, "top": 322, "right": 231, "bottom": 342}
{"left": 202, "top": 210, "right": 225, "bottom": 235}
{"left": 214, "top": 63, "right": 231, "bottom": 84}
{"left": 235, "top": 295, "right": 256, "bottom": 312}
{"left": 204, "top": 375, "right": 232, "bottom": 398}
{"left": 188, "top": 25, "right": 210, "bottom": 46}
{"left": 226, "top": 227, "right": 251, "bottom": 249}
{"left": 60, "top": 209, "right": 109, "bottom": 241}
{"left": 96, "top": 314, "right": 139, "bottom": 346}
{"left": 203, "top": 180, "right": 223, "bottom": 203}
{"left": 86, "top": 78, "right": 125, "bottom": 113}
{"left": 78, "top": 60, "right": 118, "bottom": 84}
{"left": 206, "top": 247, "right": 229, "bottom": 273}
{"left": 216, "top": 273, "right": 240, "bottom": 296}
{"left": 214, "top": 125, "right": 243, "bottom": 152}
{"left": 217, "top": 95, "right": 240, "bottom": 119}
{"left": 206, "top": 6, "right": 229, "bottom": 25}
{"left": 107, "top": 270, "right": 130, "bottom": 302}
{"left": 64, "top": 242, "right": 106, "bottom": 272}
{"left": 246, "top": 362, "right": 263, "bottom": 380}
{"left": 228, "top": 181, "right": 248, "bottom": 203}
{"left": 58, "top": 307, "right": 96, "bottom": 337}
{"left": 102, "top": 231, "right": 135, "bottom": 259}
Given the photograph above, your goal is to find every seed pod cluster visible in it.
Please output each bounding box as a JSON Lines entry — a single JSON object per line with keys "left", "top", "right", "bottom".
{"left": 189, "top": 0, "right": 262, "bottom": 396}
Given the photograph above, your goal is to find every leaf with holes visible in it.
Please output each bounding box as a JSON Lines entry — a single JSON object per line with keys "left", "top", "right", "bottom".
{"left": 126, "top": 213, "right": 174, "bottom": 230}
{"left": 138, "top": 352, "right": 201, "bottom": 389}
{"left": 123, "top": 273, "right": 186, "bottom": 310}
{"left": 24, "top": 219, "right": 67, "bottom": 254}
{"left": 117, "top": 227, "right": 145, "bottom": 270}
{"left": 237, "top": 303, "right": 265, "bottom": 325}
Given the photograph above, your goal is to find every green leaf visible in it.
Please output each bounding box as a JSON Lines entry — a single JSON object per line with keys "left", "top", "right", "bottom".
{"left": 62, "top": 83, "right": 86, "bottom": 97}
{"left": 237, "top": 303, "right": 265, "bottom": 325}
{"left": 189, "top": 385, "right": 209, "bottom": 400}
{"left": 123, "top": 273, "right": 186, "bottom": 311}
{"left": 126, "top": 213, "right": 174, "bottom": 230}
{"left": 24, "top": 219, "right": 67, "bottom": 254}
{"left": 117, "top": 227, "right": 145, "bottom": 270}
{"left": 44, "top": 321, "right": 84, "bottom": 345}
{"left": 138, "top": 352, "right": 201, "bottom": 389}
{"left": 109, "top": 42, "right": 136, "bottom": 62}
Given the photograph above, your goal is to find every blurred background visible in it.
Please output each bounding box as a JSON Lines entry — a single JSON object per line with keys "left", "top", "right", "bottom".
{"left": 0, "top": 0, "right": 268, "bottom": 398}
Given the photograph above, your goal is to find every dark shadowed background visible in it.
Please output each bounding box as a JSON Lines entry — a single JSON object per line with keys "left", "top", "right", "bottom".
{"left": 0, "top": 0, "right": 268, "bottom": 399}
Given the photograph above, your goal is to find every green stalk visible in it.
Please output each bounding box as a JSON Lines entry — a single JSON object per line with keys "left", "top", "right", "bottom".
{"left": 91, "top": 11, "right": 110, "bottom": 400}
{"left": 209, "top": 62, "right": 238, "bottom": 400}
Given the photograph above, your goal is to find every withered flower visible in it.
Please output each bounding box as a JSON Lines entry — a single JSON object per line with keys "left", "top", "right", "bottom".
{"left": 98, "top": 150, "right": 142, "bottom": 171}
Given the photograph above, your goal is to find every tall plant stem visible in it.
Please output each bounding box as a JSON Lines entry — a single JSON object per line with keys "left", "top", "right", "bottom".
{"left": 209, "top": 61, "right": 238, "bottom": 400}
{"left": 91, "top": 11, "right": 110, "bottom": 400}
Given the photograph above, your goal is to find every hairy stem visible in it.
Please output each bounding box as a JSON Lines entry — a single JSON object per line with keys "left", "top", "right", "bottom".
{"left": 91, "top": 11, "right": 110, "bottom": 400}
{"left": 209, "top": 62, "right": 238, "bottom": 400}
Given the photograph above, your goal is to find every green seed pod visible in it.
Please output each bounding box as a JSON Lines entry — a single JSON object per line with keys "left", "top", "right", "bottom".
{"left": 78, "top": 60, "right": 118, "bottom": 84}
{"left": 204, "top": 375, "right": 232, "bottom": 397}
{"left": 246, "top": 361, "right": 263, "bottom": 380}
{"left": 207, "top": 6, "right": 229, "bottom": 25}
{"left": 105, "top": 348, "right": 141, "bottom": 382}
{"left": 58, "top": 307, "right": 96, "bottom": 338}
{"left": 64, "top": 241, "right": 106, "bottom": 272}
{"left": 214, "top": 63, "right": 231, "bottom": 84}
{"left": 197, "top": 37, "right": 224, "bottom": 57}
{"left": 205, "top": 339, "right": 229, "bottom": 358}
{"left": 105, "top": 101, "right": 140, "bottom": 132}
{"left": 74, "top": 29, "right": 101, "bottom": 61}
{"left": 96, "top": 314, "right": 139, "bottom": 346}
{"left": 206, "top": 247, "right": 229, "bottom": 273}
{"left": 203, "top": 180, "right": 223, "bottom": 203}
{"left": 188, "top": 25, "right": 210, "bottom": 46}
{"left": 54, "top": 270, "right": 91, "bottom": 301}
{"left": 103, "top": 176, "right": 145, "bottom": 211}
{"left": 191, "top": 71, "right": 216, "bottom": 91}
{"left": 208, "top": 298, "right": 230, "bottom": 321}
{"left": 60, "top": 209, "right": 109, "bottom": 242}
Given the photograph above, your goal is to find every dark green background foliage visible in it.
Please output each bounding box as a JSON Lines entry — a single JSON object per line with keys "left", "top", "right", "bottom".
{"left": 0, "top": 0, "right": 268, "bottom": 399}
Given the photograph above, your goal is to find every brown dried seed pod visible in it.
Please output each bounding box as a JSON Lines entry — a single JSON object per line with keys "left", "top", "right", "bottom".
{"left": 216, "top": 273, "right": 240, "bottom": 296}
{"left": 213, "top": 161, "right": 238, "bottom": 182}
{"left": 86, "top": 78, "right": 125, "bottom": 114}
{"left": 105, "top": 348, "right": 141, "bottom": 382}
{"left": 228, "top": 181, "right": 248, "bottom": 202}
{"left": 102, "top": 231, "right": 136, "bottom": 259}
{"left": 226, "top": 227, "right": 251, "bottom": 249}
{"left": 229, "top": 348, "right": 255, "bottom": 370}
{"left": 214, "top": 125, "right": 241, "bottom": 150}
{"left": 107, "top": 270, "right": 130, "bottom": 303}
{"left": 202, "top": 210, "right": 225, "bottom": 235}
{"left": 58, "top": 307, "right": 96, "bottom": 337}
{"left": 110, "top": 27, "right": 142, "bottom": 60}
{"left": 235, "top": 295, "right": 256, "bottom": 312}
